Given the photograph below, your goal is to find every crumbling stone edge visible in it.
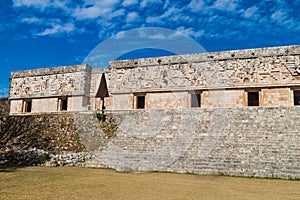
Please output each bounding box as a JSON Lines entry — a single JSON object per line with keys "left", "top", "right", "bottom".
{"left": 0, "top": 148, "right": 93, "bottom": 167}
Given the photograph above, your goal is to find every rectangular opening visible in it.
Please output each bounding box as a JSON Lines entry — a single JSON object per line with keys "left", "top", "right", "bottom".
{"left": 59, "top": 97, "right": 68, "bottom": 111}
{"left": 191, "top": 93, "right": 201, "bottom": 107}
{"left": 26, "top": 100, "right": 32, "bottom": 112}
{"left": 23, "top": 99, "right": 32, "bottom": 113}
{"left": 248, "top": 91, "right": 259, "bottom": 106}
{"left": 136, "top": 96, "right": 145, "bottom": 109}
{"left": 294, "top": 90, "right": 300, "bottom": 105}
{"left": 61, "top": 98, "right": 68, "bottom": 111}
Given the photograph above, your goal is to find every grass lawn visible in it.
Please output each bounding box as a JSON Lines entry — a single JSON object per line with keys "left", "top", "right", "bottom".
{"left": 0, "top": 166, "right": 299, "bottom": 200}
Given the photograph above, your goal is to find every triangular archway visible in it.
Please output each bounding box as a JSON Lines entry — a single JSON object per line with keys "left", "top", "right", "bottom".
{"left": 96, "top": 73, "right": 109, "bottom": 110}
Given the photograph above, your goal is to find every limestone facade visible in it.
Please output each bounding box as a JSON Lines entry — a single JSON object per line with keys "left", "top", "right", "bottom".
{"left": 9, "top": 45, "right": 300, "bottom": 114}
{"left": 10, "top": 65, "right": 92, "bottom": 114}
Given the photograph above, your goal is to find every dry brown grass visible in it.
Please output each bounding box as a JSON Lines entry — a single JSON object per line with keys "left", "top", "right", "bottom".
{"left": 0, "top": 166, "right": 299, "bottom": 200}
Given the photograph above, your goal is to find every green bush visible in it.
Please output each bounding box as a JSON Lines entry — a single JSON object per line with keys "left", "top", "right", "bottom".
{"left": 94, "top": 110, "right": 106, "bottom": 122}
{"left": 36, "top": 154, "right": 51, "bottom": 164}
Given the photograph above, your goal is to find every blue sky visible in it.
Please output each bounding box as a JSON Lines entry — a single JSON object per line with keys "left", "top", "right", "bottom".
{"left": 0, "top": 0, "right": 300, "bottom": 97}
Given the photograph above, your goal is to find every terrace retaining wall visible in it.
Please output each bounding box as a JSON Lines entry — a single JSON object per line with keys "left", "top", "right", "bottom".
{"left": 1, "top": 108, "right": 299, "bottom": 179}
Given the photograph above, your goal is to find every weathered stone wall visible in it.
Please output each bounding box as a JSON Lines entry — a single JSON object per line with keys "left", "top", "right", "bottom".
{"left": 1, "top": 108, "right": 300, "bottom": 178}
{"left": 8, "top": 45, "right": 300, "bottom": 112}
{"left": 109, "top": 45, "right": 300, "bottom": 93}
{"left": 0, "top": 114, "right": 84, "bottom": 153}
{"left": 10, "top": 64, "right": 92, "bottom": 98}
{"left": 111, "top": 94, "right": 134, "bottom": 110}
{"left": 86, "top": 108, "right": 300, "bottom": 179}
{"left": 0, "top": 113, "right": 109, "bottom": 154}
{"left": 0, "top": 113, "right": 111, "bottom": 166}
{"left": 260, "top": 88, "right": 293, "bottom": 107}
{"left": 107, "top": 45, "right": 300, "bottom": 110}
{"left": 0, "top": 98, "right": 9, "bottom": 114}
{"left": 201, "top": 90, "right": 246, "bottom": 108}
{"left": 146, "top": 92, "right": 188, "bottom": 109}
{"left": 9, "top": 64, "right": 93, "bottom": 114}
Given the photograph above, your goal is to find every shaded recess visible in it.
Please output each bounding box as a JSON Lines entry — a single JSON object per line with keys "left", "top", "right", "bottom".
{"left": 96, "top": 73, "right": 109, "bottom": 110}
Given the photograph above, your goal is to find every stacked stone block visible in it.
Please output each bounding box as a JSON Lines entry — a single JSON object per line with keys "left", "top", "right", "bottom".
{"left": 86, "top": 108, "right": 300, "bottom": 179}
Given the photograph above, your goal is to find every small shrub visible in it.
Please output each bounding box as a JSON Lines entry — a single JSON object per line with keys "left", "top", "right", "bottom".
{"left": 36, "top": 154, "right": 51, "bottom": 164}
{"left": 94, "top": 110, "right": 106, "bottom": 122}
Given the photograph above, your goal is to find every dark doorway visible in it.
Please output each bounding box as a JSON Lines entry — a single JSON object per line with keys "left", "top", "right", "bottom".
{"left": 191, "top": 93, "right": 201, "bottom": 107}
{"left": 25, "top": 100, "right": 32, "bottom": 112}
{"left": 248, "top": 91, "right": 259, "bottom": 106}
{"left": 294, "top": 90, "right": 300, "bottom": 105}
{"left": 61, "top": 98, "right": 68, "bottom": 111}
{"left": 137, "top": 96, "right": 145, "bottom": 109}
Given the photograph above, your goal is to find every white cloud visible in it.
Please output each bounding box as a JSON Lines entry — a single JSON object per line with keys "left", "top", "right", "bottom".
{"left": 10, "top": 0, "right": 300, "bottom": 43}
{"left": 212, "top": 0, "right": 238, "bottom": 11}
{"left": 110, "top": 8, "right": 126, "bottom": 18}
{"left": 73, "top": 6, "right": 104, "bottom": 20}
{"left": 163, "top": 0, "right": 169, "bottom": 10}
{"left": 188, "top": 0, "right": 205, "bottom": 13}
{"left": 270, "top": 9, "right": 300, "bottom": 31}
{"left": 51, "top": 0, "right": 70, "bottom": 11}
{"left": 21, "top": 17, "right": 44, "bottom": 24}
{"left": 13, "top": 0, "right": 71, "bottom": 13}
{"left": 37, "top": 23, "right": 75, "bottom": 36}
{"left": 271, "top": 10, "right": 287, "bottom": 23}
{"left": 72, "top": 0, "right": 120, "bottom": 20}
{"left": 140, "top": 0, "right": 163, "bottom": 8}
{"left": 126, "top": 12, "right": 138, "bottom": 22}
{"left": 122, "top": 0, "right": 138, "bottom": 7}
{"left": 146, "top": 16, "right": 161, "bottom": 24}
{"left": 176, "top": 26, "right": 204, "bottom": 38}
{"left": 13, "top": 0, "right": 50, "bottom": 10}
{"left": 115, "top": 31, "right": 126, "bottom": 39}
{"left": 243, "top": 6, "right": 258, "bottom": 18}
{"left": 148, "top": 34, "right": 167, "bottom": 39}
{"left": 146, "top": 7, "right": 180, "bottom": 24}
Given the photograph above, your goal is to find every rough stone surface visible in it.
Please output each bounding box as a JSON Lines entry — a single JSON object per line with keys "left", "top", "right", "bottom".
{"left": 98, "top": 45, "right": 300, "bottom": 110}
{"left": 108, "top": 45, "right": 300, "bottom": 92}
{"left": 85, "top": 108, "right": 300, "bottom": 179}
{"left": 5, "top": 45, "right": 300, "bottom": 179}
{"left": 0, "top": 114, "right": 86, "bottom": 154}
{"left": 10, "top": 64, "right": 92, "bottom": 98}
{"left": 0, "top": 113, "right": 105, "bottom": 166}
{"left": 9, "top": 64, "right": 92, "bottom": 114}
{"left": 0, "top": 148, "right": 92, "bottom": 166}
{"left": 0, "top": 98, "right": 9, "bottom": 114}
{"left": 1, "top": 109, "right": 300, "bottom": 178}
{"left": 10, "top": 45, "right": 300, "bottom": 113}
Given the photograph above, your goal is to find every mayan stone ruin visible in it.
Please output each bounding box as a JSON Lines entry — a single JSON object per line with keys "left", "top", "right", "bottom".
{"left": 5, "top": 45, "right": 300, "bottom": 179}
{"left": 9, "top": 45, "right": 300, "bottom": 113}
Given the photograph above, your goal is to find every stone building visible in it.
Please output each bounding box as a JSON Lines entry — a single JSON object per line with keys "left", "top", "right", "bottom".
{"left": 9, "top": 45, "right": 300, "bottom": 114}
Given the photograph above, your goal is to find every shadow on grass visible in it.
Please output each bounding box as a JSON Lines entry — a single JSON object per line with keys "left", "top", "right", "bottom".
{"left": 0, "top": 163, "right": 27, "bottom": 173}
{"left": 0, "top": 150, "right": 49, "bottom": 172}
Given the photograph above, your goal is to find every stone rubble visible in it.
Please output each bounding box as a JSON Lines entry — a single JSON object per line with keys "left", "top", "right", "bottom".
{"left": 0, "top": 148, "right": 92, "bottom": 167}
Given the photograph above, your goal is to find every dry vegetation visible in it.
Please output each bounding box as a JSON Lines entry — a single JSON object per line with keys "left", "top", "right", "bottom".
{"left": 1, "top": 167, "right": 300, "bottom": 200}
